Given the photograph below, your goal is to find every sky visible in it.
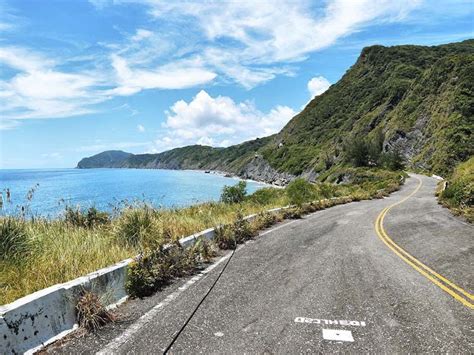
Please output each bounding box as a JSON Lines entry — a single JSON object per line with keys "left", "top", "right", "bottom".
{"left": 0, "top": 0, "right": 473, "bottom": 169}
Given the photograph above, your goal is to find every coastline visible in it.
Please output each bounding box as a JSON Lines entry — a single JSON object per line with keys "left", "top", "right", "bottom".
{"left": 192, "top": 169, "right": 284, "bottom": 189}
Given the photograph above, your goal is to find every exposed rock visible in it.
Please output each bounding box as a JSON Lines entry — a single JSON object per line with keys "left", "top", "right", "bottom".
{"left": 238, "top": 157, "right": 295, "bottom": 186}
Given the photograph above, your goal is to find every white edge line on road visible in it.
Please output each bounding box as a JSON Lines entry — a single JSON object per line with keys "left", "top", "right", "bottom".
{"left": 97, "top": 218, "right": 300, "bottom": 354}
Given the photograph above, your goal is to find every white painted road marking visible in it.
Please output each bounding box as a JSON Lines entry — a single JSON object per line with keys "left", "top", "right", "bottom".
{"left": 322, "top": 329, "right": 354, "bottom": 342}
{"left": 295, "top": 317, "right": 366, "bottom": 327}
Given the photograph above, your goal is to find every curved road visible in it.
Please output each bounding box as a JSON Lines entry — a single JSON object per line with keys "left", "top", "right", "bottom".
{"left": 50, "top": 174, "right": 473, "bottom": 353}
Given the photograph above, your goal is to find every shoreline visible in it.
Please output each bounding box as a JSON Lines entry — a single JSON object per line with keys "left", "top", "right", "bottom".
{"left": 192, "top": 169, "right": 284, "bottom": 189}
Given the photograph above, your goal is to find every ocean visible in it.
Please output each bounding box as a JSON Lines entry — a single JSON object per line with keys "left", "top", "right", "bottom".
{"left": 0, "top": 168, "right": 267, "bottom": 218}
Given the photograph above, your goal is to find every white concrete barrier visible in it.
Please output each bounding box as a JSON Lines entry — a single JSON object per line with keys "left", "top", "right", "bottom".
{"left": 0, "top": 258, "right": 132, "bottom": 354}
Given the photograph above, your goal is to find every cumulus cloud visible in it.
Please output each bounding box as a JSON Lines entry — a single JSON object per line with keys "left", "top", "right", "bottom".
{"left": 152, "top": 90, "right": 296, "bottom": 152}
{"left": 307, "top": 76, "right": 331, "bottom": 97}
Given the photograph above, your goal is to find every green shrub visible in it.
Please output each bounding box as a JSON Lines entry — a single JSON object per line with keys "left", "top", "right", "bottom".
{"left": 301, "top": 201, "right": 323, "bottom": 214}
{"left": 255, "top": 212, "right": 278, "bottom": 229}
{"left": 248, "top": 187, "right": 279, "bottom": 205}
{"left": 283, "top": 207, "right": 303, "bottom": 219}
{"left": 380, "top": 150, "right": 406, "bottom": 171}
{"left": 439, "top": 157, "right": 474, "bottom": 222}
{"left": 233, "top": 212, "right": 256, "bottom": 243}
{"left": 286, "top": 178, "right": 314, "bottom": 207}
{"left": 214, "top": 224, "right": 235, "bottom": 250}
{"left": 344, "top": 134, "right": 405, "bottom": 171}
{"left": 65, "top": 207, "right": 109, "bottom": 228}
{"left": 85, "top": 207, "right": 110, "bottom": 227}
{"left": 0, "top": 217, "right": 31, "bottom": 261}
{"left": 192, "top": 238, "right": 218, "bottom": 262}
{"left": 65, "top": 207, "right": 86, "bottom": 227}
{"left": 126, "top": 244, "right": 198, "bottom": 298}
{"left": 116, "top": 207, "right": 155, "bottom": 247}
{"left": 344, "top": 137, "right": 370, "bottom": 167}
{"left": 221, "top": 181, "right": 247, "bottom": 204}
{"left": 317, "top": 183, "right": 336, "bottom": 199}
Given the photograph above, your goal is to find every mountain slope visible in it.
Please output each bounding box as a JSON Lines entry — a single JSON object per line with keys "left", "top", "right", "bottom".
{"left": 77, "top": 40, "right": 474, "bottom": 182}
{"left": 77, "top": 150, "right": 132, "bottom": 168}
{"left": 260, "top": 39, "right": 474, "bottom": 177}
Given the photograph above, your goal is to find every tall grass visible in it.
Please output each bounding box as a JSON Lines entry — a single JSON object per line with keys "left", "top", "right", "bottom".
{"left": 438, "top": 156, "right": 474, "bottom": 222}
{"left": 0, "top": 169, "right": 404, "bottom": 304}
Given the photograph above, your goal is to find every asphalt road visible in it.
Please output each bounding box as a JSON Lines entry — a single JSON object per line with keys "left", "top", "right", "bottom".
{"left": 48, "top": 174, "right": 473, "bottom": 354}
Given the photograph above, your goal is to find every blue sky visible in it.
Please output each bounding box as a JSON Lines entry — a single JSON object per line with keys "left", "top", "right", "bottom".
{"left": 0, "top": 0, "right": 473, "bottom": 168}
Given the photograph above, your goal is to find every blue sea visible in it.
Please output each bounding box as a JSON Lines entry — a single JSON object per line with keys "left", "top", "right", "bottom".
{"left": 0, "top": 169, "right": 267, "bottom": 218}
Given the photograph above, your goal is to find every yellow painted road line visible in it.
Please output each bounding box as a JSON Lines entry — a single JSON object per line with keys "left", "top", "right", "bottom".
{"left": 374, "top": 176, "right": 474, "bottom": 309}
{"left": 379, "top": 207, "right": 474, "bottom": 301}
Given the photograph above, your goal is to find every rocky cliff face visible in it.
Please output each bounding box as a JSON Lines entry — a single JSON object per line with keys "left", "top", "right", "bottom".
{"left": 237, "top": 157, "right": 295, "bottom": 185}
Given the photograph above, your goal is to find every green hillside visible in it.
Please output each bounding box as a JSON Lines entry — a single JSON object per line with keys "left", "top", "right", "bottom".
{"left": 78, "top": 40, "right": 474, "bottom": 181}
{"left": 261, "top": 39, "right": 474, "bottom": 177}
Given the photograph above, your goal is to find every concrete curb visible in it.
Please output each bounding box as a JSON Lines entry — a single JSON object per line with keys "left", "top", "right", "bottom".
{"left": 1, "top": 258, "right": 132, "bottom": 354}
{"left": 0, "top": 207, "right": 289, "bottom": 354}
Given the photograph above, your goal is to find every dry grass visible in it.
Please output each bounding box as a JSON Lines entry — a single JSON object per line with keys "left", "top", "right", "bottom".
{"left": 75, "top": 290, "right": 115, "bottom": 332}
{"left": 0, "top": 170, "right": 404, "bottom": 304}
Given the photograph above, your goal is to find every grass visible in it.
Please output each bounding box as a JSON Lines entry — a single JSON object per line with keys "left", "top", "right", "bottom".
{"left": 75, "top": 290, "right": 115, "bottom": 332}
{"left": 438, "top": 156, "right": 474, "bottom": 222}
{"left": 0, "top": 169, "right": 404, "bottom": 304}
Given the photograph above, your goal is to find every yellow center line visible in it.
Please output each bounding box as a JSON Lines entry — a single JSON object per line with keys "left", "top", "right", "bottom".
{"left": 374, "top": 175, "right": 474, "bottom": 309}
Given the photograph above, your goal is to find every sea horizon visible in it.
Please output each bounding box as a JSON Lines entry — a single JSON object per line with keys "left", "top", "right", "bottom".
{"left": 0, "top": 168, "right": 267, "bottom": 218}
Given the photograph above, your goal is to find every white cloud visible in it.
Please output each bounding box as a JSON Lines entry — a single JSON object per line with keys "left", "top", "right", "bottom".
{"left": 2, "top": 0, "right": 423, "bottom": 127}
{"left": 108, "top": 54, "right": 217, "bottom": 95}
{"left": 0, "top": 47, "right": 108, "bottom": 126}
{"left": 134, "top": 0, "right": 422, "bottom": 87}
{"left": 131, "top": 29, "right": 153, "bottom": 42}
{"left": 307, "top": 76, "right": 331, "bottom": 97}
{"left": 0, "top": 46, "right": 53, "bottom": 72}
{"left": 137, "top": 124, "right": 145, "bottom": 132}
{"left": 152, "top": 90, "right": 296, "bottom": 151}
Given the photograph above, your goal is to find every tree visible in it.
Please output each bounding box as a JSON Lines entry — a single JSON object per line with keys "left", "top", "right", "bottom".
{"left": 344, "top": 138, "right": 369, "bottom": 167}
{"left": 220, "top": 181, "right": 247, "bottom": 204}
{"left": 381, "top": 149, "right": 405, "bottom": 171}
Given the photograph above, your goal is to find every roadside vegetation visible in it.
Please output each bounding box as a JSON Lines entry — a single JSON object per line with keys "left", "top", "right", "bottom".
{"left": 438, "top": 156, "right": 474, "bottom": 222}
{"left": 0, "top": 169, "right": 405, "bottom": 304}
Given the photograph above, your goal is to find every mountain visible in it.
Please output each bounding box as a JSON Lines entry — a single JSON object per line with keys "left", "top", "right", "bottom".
{"left": 77, "top": 40, "right": 474, "bottom": 183}
{"left": 77, "top": 150, "right": 132, "bottom": 168}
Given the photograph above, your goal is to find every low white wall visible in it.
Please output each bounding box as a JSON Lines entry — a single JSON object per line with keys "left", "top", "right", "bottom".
{"left": 0, "top": 207, "right": 287, "bottom": 354}
{"left": 0, "top": 258, "right": 132, "bottom": 354}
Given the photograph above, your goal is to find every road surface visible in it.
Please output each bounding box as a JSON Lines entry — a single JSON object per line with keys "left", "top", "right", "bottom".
{"left": 48, "top": 174, "right": 473, "bottom": 353}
